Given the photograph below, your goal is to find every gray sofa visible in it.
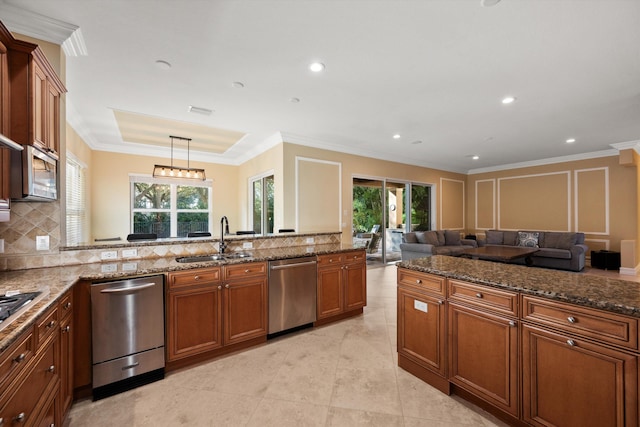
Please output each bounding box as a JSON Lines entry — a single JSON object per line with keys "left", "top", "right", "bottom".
{"left": 478, "top": 230, "right": 588, "bottom": 272}
{"left": 400, "top": 230, "right": 478, "bottom": 260}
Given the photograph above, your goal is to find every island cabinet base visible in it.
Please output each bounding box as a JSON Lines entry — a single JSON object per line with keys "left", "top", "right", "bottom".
{"left": 165, "top": 336, "right": 266, "bottom": 372}
{"left": 314, "top": 307, "right": 363, "bottom": 327}
{"left": 398, "top": 353, "right": 451, "bottom": 395}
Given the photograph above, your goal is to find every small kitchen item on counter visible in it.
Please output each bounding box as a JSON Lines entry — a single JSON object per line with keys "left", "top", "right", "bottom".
{"left": 0, "top": 290, "right": 47, "bottom": 331}
{"left": 268, "top": 256, "right": 317, "bottom": 336}
{"left": 91, "top": 275, "right": 165, "bottom": 400}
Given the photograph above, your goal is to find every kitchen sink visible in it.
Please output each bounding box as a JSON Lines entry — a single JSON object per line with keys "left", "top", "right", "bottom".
{"left": 224, "top": 252, "right": 253, "bottom": 259}
{"left": 175, "top": 255, "right": 226, "bottom": 263}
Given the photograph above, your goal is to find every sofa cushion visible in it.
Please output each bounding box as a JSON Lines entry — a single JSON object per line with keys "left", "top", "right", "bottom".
{"left": 399, "top": 243, "right": 433, "bottom": 253}
{"left": 503, "top": 231, "right": 518, "bottom": 246}
{"left": 542, "top": 232, "right": 577, "bottom": 250}
{"left": 436, "top": 230, "right": 446, "bottom": 246}
{"left": 534, "top": 248, "right": 572, "bottom": 259}
{"left": 486, "top": 230, "right": 503, "bottom": 245}
{"left": 517, "top": 231, "right": 540, "bottom": 248}
{"left": 403, "top": 232, "right": 418, "bottom": 243}
{"left": 445, "top": 230, "right": 461, "bottom": 246}
{"left": 424, "top": 231, "right": 440, "bottom": 246}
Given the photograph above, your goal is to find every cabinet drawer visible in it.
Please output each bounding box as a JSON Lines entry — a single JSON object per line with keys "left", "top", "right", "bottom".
{"left": 59, "top": 291, "right": 73, "bottom": 319}
{"left": 522, "top": 295, "right": 638, "bottom": 350}
{"left": 317, "top": 253, "right": 343, "bottom": 268}
{"left": 224, "top": 262, "right": 267, "bottom": 280}
{"left": 397, "top": 269, "right": 446, "bottom": 297}
{"left": 0, "top": 336, "right": 58, "bottom": 426}
{"left": 448, "top": 280, "right": 518, "bottom": 317}
{"left": 169, "top": 268, "right": 221, "bottom": 289}
{"left": 0, "top": 328, "right": 35, "bottom": 394}
{"left": 35, "top": 306, "right": 58, "bottom": 348}
{"left": 343, "top": 250, "right": 365, "bottom": 264}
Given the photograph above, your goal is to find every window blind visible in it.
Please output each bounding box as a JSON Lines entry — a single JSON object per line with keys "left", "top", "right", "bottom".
{"left": 66, "top": 155, "right": 86, "bottom": 245}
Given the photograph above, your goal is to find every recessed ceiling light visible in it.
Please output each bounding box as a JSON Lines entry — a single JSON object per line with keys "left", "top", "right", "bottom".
{"left": 290, "top": 97, "right": 300, "bottom": 103}
{"left": 155, "top": 59, "right": 171, "bottom": 70}
{"left": 566, "top": 138, "right": 576, "bottom": 143}
{"left": 472, "top": 155, "right": 480, "bottom": 160}
{"left": 231, "top": 81, "right": 244, "bottom": 88}
{"left": 502, "top": 96, "right": 516, "bottom": 104}
{"left": 187, "top": 105, "right": 213, "bottom": 115}
{"left": 481, "top": 0, "right": 501, "bottom": 7}
{"left": 309, "top": 62, "right": 325, "bottom": 72}
{"left": 411, "top": 140, "right": 423, "bottom": 145}
{"left": 393, "top": 134, "right": 401, "bottom": 139}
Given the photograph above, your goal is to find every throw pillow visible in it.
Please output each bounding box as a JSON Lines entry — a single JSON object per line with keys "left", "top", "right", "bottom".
{"left": 444, "top": 230, "right": 461, "bottom": 246}
{"left": 403, "top": 232, "right": 418, "bottom": 243}
{"left": 436, "top": 230, "right": 446, "bottom": 246}
{"left": 544, "top": 232, "right": 576, "bottom": 249}
{"left": 503, "top": 231, "right": 519, "bottom": 246}
{"left": 486, "top": 230, "right": 503, "bottom": 245}
{"left": 517, "top": 231, "right": 539, "bottom": 248}
{"left": 415, "top": 231, "right": 427, "bottom": 244}
{"left": 423, "top": 231, "right": 440, "bottom": 246}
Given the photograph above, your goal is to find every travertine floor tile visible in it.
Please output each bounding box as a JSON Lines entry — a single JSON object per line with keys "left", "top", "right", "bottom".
{"left": 246, "top": 398, "right": 329, "bottom": 427}
{"left": 326, "top": 407, "right": 404, "bottom": 426}
{"left": 331, "top": 367, "right": 403, "bottom": 415}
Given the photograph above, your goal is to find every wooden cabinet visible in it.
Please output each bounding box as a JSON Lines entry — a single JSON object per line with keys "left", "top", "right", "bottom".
{"left": 167, "top": 267, "right": 224, "bottom": 361}
{"left": 0, "top": 35, "right": 11, "bottom": 206}
{"left": 58, "top": 291, "right": 74, "bottom": 422}
{"left": 317, "top": 251, "right": 366, "bottom": 320}
{"left": 522, "top": 296, "right": 639, "bottom": 427}
{"left": 167, "top": 263, "right": 268, "bottom": 362}
{"left": 7, "top": 35, "right": 66, "bottom": 154}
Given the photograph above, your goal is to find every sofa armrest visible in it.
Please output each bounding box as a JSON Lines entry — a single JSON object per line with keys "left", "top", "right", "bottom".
{"left": 476, "top": 238, "right": 487, "bottom": 247}
{"left": 570, "top": 244, "right": 588, "bottom": 257}
{"left": 461, "top": 238, "right": 478, "bottom": 248}
{"left": 399, "top": 242, "right": 435, "bottom": 255}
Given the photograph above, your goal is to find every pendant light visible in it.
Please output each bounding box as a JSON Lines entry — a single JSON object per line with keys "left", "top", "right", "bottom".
{"left": 153, "top": 135, "right": 206, "bottom": 180}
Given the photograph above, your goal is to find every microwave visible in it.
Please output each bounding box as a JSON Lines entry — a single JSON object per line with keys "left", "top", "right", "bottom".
{"left": 11, "top": 145, "right": 58, "bottom": 201}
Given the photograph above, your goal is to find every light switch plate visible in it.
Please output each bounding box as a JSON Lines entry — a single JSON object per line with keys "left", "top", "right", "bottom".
{"left": 122, "top": 262, "right": 138, "bottom": 271}
{"left": 306, "top": 237, "right": 314, "bottom": 244}
{"left": 122, "top": 248, "right": 138, "bottom": 258}
{"left": 101, "top": 251, "right": 118, "bottom": 260}
{"left": 101, "top": 263, "right": 118, "bottom": 273}
{"left": 242, "top": 242, "right": 253, "bottom": 249}
{"left": 414, "top": 300, "right": 428, "bottom": 313}
{"left": 36, "top": 235, "right": 49, "bottom": 251}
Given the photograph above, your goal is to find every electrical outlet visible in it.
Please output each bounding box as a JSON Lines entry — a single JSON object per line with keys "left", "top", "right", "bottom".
{"left": 306, "top": 237, "right": 315, "bottom": 244}
{"left": 101, "top": 251, "right": 118, "bottom": 260}
{"left": 122, "top": 262, "right": 138, "bottom": 272}
{"left": 242, "top": 242, "right": 253, "bottom": 249}
{"left": 122, "top": 248, "right": 138, "bottom": 258}
{"left": 101, "top": 263, "right": 118, "bottom": 273}
{"left": 36, "top": 235, "right": 49, "bottom": 251}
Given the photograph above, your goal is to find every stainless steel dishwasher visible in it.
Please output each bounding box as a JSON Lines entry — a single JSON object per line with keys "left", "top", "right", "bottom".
{"left": 91, "top": 275, "right": 165, "bottom": 400}
{"left": 268, "top": 256, "right": 317, "bottom": 336}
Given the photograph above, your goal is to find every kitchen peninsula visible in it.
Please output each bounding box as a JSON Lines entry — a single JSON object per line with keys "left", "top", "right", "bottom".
{"left": 397, "top": 255, "right": 640, "bottom": 427}
{"left": 0, "top": 232, "right": 366, "bottom": 426}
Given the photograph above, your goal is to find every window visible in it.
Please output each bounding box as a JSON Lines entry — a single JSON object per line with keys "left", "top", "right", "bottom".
{"left": 250, "top": 173, "right": 274, "bottom": 234}
{"left": 131, "top": 176, "right": 211, "bottom": 238}
{"left": 66, "top": 154, "right": 87, "bottom": 245}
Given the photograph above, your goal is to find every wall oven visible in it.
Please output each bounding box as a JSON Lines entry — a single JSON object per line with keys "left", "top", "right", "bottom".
{"left": 11, "top": 145, "right": 58, "bottom": 201}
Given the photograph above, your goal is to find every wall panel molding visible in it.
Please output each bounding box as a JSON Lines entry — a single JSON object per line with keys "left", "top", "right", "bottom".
{"left": 574, "top": 167, "right": 609, "bottom": 235}
{"left": 295, "top": 157, "right": 342, "bottom": 232}
{"left": 475, "top": 179, "right": 495, "bottom": 230}
{"left": 440, "top": 178, "right": 465, "bottom": 230}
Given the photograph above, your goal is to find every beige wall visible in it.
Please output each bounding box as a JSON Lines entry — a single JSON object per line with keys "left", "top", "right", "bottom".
{"left": 467, "top": 155, "right": 637, "bottom": 254}
{"left": 90, "top": 151, "right": 238, "bottom": 241}
{"left": 66, "top": 124, "right": 93, "bottom": 241}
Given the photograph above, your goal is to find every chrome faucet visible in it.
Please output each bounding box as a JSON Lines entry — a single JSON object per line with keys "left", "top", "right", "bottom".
{"left": 220, "top": 216, "right": 229, "bottom": 253}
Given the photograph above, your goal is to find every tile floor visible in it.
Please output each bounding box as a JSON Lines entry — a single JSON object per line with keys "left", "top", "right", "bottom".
{"left": 68, "top": 265, "right": 509, "bottom": 426}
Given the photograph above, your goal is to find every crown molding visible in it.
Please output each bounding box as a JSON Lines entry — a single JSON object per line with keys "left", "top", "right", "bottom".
{"left": 610, "top": 140, "right": 640, "bottom": 154}
{"left": 0, "top": 1, "right": 87, "bottom": 56}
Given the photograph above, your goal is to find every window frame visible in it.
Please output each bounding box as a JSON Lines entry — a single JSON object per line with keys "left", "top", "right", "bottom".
{"left": 65, "top": 152, "right": 87, "bottom": 245}
{"left": 248, "top": 170, "right": 274, "bottom": 234}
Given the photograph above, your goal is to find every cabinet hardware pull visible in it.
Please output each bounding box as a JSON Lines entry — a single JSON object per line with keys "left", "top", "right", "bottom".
{"left": 64, "top": 302, "right": 71, "bottom": 309}
{"left": 475, "top": 293, "right": 483, "bottom": 298}
{"left": 416, "top": 279, "right": 422, "bottom": 284}
{"left": 329, "top": 259, "right": 333, "bottom": 263}
{"left": 566, "top": 339, "right": 576, "bottom": 346}
{"left": 509, "top": 320, "right": 517, "bottom": 327}
{"left": 13, "top": 412, "right": 25, "bottom": 422}
{"left": 245, "top": 269, "right": 250, "bottom": 273}
{"left": 0, "top": 417, "right": 3, "bottom": 426}
{"left": 194, "top": 275, "right": 200, "bottom": 280}
{"left": 46, "top": 320, "right": 56, "bottom": 328}
{"left": 438, "top": 300, "right": 444, "bottom": 305}
{"left": 47, "top": 365, "right": 55, "bottom": 373}
{"left": 567, "top": 316, "right": 577, "bottom": 324}
{"left": 62, "top": 325, "right": 70, "bottom": 333}
{"left": 217, "top": 285, "right": 222, "bottom": 290}
{"left": 225, "top": 284, "right": 230, "bottom": 288}
{"left": 14, "top": 353, "right": 26, "bottom": 363}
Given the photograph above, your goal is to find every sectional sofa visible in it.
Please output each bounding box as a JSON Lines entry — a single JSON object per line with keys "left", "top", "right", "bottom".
{"left": 399, "top": 230, "right": 478, "bottom": 260}
{"left": 477, "top": 230, "right": 588, "bottom": 272}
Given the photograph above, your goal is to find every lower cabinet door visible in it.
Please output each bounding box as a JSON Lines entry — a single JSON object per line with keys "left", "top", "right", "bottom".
{"left": 522, "top": 324, "right": 638, "bottom": 427}
{"left": 448, "top": 303, "right": 519, "bottom": 417}
{"left": 224, "top": 277, "right": 268, "bottom": 345}
{"left": 397, "top": 287, "right": 446, "bottom": 376}
{"left": 344, "top": 261, "right": 366, "bottom": 311}
{"left": 317, "top": 266, "right": 344, "bottom": 319}
{"left": 167, "top": 285, "right": 223, "bottom": 361}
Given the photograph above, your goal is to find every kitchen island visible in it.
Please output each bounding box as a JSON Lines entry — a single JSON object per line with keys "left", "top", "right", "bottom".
{"left": 397, "top": 255, "right": 640, "bottom": 427}
{"left": 0, "top": 238, "right": 366, "bottom": 426}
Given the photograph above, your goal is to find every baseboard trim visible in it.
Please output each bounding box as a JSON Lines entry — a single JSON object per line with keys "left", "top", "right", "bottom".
{"left": 619, "top": 265, "right": 639, "bottom": 276}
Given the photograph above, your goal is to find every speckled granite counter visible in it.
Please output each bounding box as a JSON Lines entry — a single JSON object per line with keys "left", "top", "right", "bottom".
{"left": 398, "top": 255, "right": 640, "bottom": 318}
{"left": 0, "top": 243, "right": 361, "bottom": 352}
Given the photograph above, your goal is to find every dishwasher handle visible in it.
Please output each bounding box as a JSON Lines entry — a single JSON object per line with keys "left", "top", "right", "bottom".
{"left": 270, "top": 260, "right": 317, "bottom": 270}
{"left": 100, "top": 282, "right": 158, "bottom": 293}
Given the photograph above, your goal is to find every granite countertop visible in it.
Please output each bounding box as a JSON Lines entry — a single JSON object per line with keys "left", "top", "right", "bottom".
{"left": 398, "top": 255, "right": 640, "bottom": 318}
{"left": 0, "top": 243, "right": 362, "bottom": 352}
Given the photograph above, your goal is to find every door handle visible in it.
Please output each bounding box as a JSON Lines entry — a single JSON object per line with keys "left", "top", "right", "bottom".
{"left": 100, "top": 282, "right": 157, "bottom": 293}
